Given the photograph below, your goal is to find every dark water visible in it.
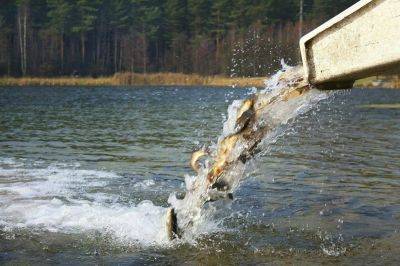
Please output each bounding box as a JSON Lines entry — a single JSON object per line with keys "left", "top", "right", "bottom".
{"left": 0, "top": 86, "right": 399, "bottom": 265}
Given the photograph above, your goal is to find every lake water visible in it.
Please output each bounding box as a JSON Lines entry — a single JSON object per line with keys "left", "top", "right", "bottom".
{"left": 0, "top": 86, "right": 399, "bottom": 265}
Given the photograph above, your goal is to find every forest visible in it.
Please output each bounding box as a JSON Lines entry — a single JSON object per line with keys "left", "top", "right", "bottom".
{"left": 0, "top": 0, "right": 358, "bottom": 77}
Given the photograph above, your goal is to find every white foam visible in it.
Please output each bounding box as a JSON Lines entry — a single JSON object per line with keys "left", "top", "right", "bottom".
{"left": 0, "top": 161, "right": 172, "bottom": 246}
{"left": 2, "top": 198, "right": 169, "bottom": 246}
{"left": 133, "top": 179, "right": 156, "bottom": 188}
{"left": 0, "top": 166, "right": 117, "bottom": 199}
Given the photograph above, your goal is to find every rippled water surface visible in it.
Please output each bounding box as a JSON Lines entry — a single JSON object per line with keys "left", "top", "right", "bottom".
{"left": 0, "top": 86, "right": 399, "bottom": 265}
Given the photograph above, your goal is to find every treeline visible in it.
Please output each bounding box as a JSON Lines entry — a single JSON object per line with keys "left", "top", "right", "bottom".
{"left": 0, "top": 0, "right": 357, "bottom": 77}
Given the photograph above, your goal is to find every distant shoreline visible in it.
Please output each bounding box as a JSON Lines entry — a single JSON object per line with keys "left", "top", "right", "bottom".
{"left": 0, "top": 73, "right": 265, "bottom": 88}
{"left": 0, "top": 73, "right": 399, "bottom": 89}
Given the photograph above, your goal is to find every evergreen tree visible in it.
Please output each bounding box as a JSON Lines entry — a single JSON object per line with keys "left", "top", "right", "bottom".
{"left": 0, "top": 0, "right": 17, "bottom": 75}
{"left": 230, "top": 0, "right": 253, "bottom": 30}
{"left": 72, "top": 0, "right": 100, "bottom": 65}
{"left": 46, "top": 0, "right": 73, "bottom": 72}
{"left": 132, "top": 0, "right": 162, "bottom": 72}
{"left": 106, "top": 0, "right": 133, "bottom": 72}
{"left": 264, "top": 0, "right": 298, "bottom": 23}
{"left": 187, "top": 0, "right": 210, "bottom": 36}
{"left": 165, "top": 0, "right": 188, "bottom": 36}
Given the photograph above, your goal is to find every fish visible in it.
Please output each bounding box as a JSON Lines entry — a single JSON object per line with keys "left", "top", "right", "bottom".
{"left": 166, "top": 66, "right": 313, "bottom": 239}
{"left": 190, "top": 149, "right": 209, "bottom": 174}
{"left": 207, "top": 67, "right": 309, "bottom": 192}
{"left": 166, "top": 208, "right": 179, "bottom": 240}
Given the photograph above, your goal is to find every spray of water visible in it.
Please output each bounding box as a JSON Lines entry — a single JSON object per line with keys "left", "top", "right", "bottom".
{"left": 168, "top": 63, "right": 331, "bottom": 241}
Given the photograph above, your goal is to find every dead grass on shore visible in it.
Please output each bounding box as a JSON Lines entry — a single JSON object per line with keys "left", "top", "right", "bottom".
{"left": 1, "top": 72, "right": 398, "bottom": 89}
{"left": 0, "top": 72, "right": 265, "bottom": 87}
{"left": 0, "top": 76, "right": 115, "bottom": 86}
{"left": 114, "top": 72, "right": 265, "bottom": 87}
{"left": 354, "top": 75, "right": 400, "bottom": 89}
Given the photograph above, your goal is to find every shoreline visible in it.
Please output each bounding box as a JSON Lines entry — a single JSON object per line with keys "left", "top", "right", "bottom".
{"left": 0, "top": 73, "right": 399, "bottom": 89}
{"left": 0, "top": 73, "right": 265, "bottom": 88}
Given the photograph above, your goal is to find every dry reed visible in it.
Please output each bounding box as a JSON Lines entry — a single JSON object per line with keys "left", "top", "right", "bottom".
{"left": 354, "top": 75, "right": 400, "bottom": 89}
{"left": 0, "top": 73, "right": 265, "bottom": 88}
{"left": 1, "top": 73, "right": 398, "bottom": 88}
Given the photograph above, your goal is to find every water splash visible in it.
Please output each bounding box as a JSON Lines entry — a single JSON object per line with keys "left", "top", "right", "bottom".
{"left": 168, "top": 64, "right": 331, "bottom": 240}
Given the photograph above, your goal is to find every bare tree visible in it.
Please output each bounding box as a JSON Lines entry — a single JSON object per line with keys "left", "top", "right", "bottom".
{"left": 299, "top": 0, "right": 304, "bottom": 40}
{"left": 17, "top": 1, "right": 28, "bottom": 76}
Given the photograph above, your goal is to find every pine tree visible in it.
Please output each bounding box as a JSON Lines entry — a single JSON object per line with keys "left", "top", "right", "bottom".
{"left": 230, "top": 0, "right": 252, "bottom": 30}
{"left": 263, "top": 0, "right": 298, "bottom": 24}
{"left": 0, "top": 0, "right": 17, "bottom": 75}
{"left": 72, "top": 0, "right": 100, "bottom": 65}
{"left": 164, "top": 0, "right": 188, "bottom": 39}
{"left": 116, "top": 0, "right": 135, "bottom": 71}
{"left": 47, "top": 0, "right": 73, "bottom": 73}
{"left": 187, "top": 0, "right": 210, "bottom": 36}
{"left": 210, "top": 0, "right": 232, "bottom": 73}
{"left": 132, "top": 0, "right": 162, "bottom": 73}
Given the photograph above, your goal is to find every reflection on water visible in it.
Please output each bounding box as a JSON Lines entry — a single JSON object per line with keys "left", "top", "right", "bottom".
{"left": 0, "top": 86, "right": 399, "bottom": 264}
